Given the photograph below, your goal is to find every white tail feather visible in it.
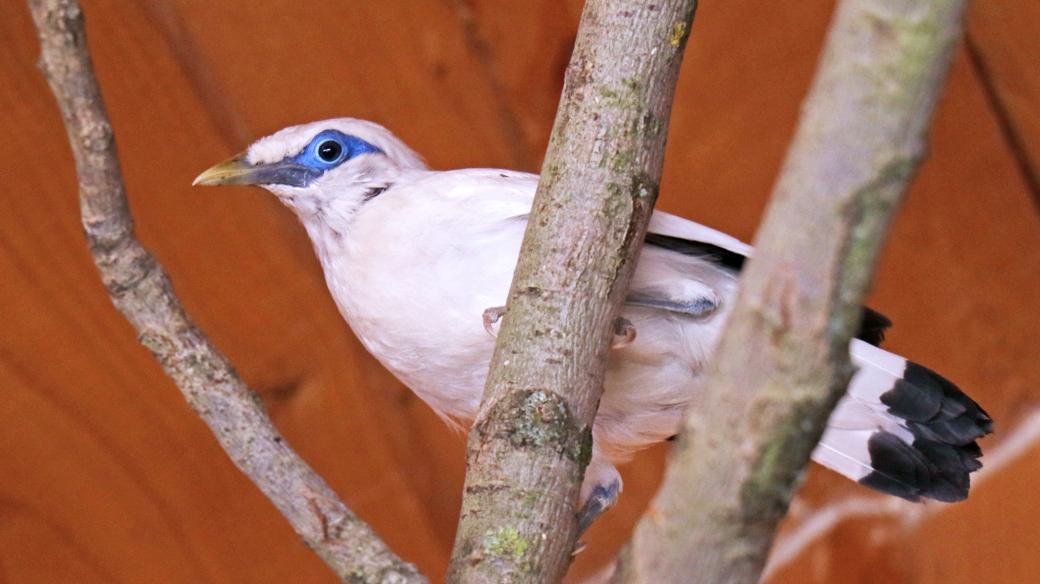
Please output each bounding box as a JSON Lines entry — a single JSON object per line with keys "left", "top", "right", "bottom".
{"left": 811, "top": 340, "right": 913, "bottom": 481}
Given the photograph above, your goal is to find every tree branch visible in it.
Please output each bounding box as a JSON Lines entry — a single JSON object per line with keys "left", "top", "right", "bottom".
{"left": 26, "top": 1, "right": 425, "bottom": 582}
{"left": 614, "top": 1, "right": 967, "bottom": 582}
{"left": 446, "top": 1, "right": 698, "bottom": 582}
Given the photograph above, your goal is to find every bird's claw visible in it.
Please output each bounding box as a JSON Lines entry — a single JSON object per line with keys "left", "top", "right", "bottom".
{"left": 612, "top": 317, "right": 636, "bottom": 348}
{"left": 482, "top": 306, "right": 507, "bottom": 337}
{"left": 575, "top": 478, "right": 622, "bottom": 539}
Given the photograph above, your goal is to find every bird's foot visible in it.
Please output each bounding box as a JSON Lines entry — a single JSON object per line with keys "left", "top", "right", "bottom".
{"left": 482, "top": 306, "right": 507, "bottom": 337}
{"left": 575, "top": 478, "right": 621, "bottom": 538}
{"left": 611, "top": 317, "right": 636, "bottom": 349}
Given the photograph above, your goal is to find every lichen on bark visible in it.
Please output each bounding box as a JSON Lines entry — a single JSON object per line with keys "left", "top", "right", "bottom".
{"left": 447, "top": 1, "right": 699, "bottom": 583}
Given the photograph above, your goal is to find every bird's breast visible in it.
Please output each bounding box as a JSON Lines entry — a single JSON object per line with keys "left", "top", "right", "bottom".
{"left": 320, "top": 223, "right": 519, "bottom": 422}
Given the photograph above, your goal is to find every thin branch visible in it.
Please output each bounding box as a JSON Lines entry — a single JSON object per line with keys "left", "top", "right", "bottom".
{"left": 614, "top": 1, "right": 968, "bottom": 582}
{"left": 26, "top": 2, "right": 425, "bottom": 582}
{"left": 963, "top": 33, "right": 1040, "bottom": 211}
{"left": 446, "top": 1, "right": 698, "bottom": 582}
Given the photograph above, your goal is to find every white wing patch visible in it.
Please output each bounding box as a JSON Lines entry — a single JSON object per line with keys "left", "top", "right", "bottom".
{"left": 648, "top": 211, "right": 754, "bottom": 257}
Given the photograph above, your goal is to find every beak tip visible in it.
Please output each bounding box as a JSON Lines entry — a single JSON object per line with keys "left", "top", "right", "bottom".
{"left": 191, "top": 172, "right": 215, "bottom": 187}
{"left": 192, "top": 153, "right": 249, "bottom": 187}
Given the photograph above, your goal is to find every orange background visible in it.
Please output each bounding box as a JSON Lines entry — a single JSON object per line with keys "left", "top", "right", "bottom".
{"left": 1, "top": 1, "right": 1038, "bottom": 582}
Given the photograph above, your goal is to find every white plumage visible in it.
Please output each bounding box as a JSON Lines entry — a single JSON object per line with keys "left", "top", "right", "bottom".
{"left": 195, "top": 118, "right": 991, "bottom": 518}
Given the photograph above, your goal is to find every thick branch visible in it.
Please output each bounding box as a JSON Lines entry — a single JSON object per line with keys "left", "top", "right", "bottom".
{"left": 27, "top": 2, "right": 425, "bottom": 582}
{"left": 446, "top": 1, "right": 697, "bottom": 582}
{"left": 614, "top": 1, "right": 967, "bottom": 582}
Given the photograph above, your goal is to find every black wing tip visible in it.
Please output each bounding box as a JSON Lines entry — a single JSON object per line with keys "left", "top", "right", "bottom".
{"left": 865, "top": 363, "right": 992, "bottom": 503}
{"left": 857, "top": 307, "right": 893, "bottom": 346}
{"left": 643, "top": 232, "right": 746, "bottom": 272}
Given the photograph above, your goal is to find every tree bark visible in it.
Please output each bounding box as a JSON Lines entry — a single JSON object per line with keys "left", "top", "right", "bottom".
{"left": 446, "top": 1, "right": 698, "bottom": 582}
{"left": 614, "top": 1, "right": 967, "bottom": 582}
{"left": 26, "top": 1, "right": 425, "bottom": 582}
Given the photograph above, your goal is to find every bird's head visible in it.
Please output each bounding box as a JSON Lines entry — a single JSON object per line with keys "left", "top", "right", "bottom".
{"left": 193, "top": 118, "right": 425, "bottom": 216}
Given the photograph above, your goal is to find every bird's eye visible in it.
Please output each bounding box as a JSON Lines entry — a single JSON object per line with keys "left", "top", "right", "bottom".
{"left": 316, "top": 139, "right": 343, "bottom": 163}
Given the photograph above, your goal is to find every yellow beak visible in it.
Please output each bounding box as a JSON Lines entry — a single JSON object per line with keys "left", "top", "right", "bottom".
{"left": 192, "top": 154, "right": 252, "bottom": 186}
{"left": 193, "top": 153, "right": 321, "bottom": 188}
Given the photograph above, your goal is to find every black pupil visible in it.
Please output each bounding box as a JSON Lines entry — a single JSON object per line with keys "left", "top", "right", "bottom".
{"left": 317, "top": 140, "right": 343, "bottom": 162}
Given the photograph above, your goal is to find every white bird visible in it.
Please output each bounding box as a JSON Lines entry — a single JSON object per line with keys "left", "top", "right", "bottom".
{"left": 195, "top": 118, "right": 991, "bottom": 528}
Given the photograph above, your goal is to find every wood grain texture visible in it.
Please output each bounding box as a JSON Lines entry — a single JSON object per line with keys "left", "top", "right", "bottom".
{"left": 1, "top": 1, "right": 1038, "bottom": 583}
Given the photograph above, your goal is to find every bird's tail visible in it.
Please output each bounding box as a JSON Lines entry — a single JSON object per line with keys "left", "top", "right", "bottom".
{"left": 811, "top": 340, "right": 992, "bottom": 502}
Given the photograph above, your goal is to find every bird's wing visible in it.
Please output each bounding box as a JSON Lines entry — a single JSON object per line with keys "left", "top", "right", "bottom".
{"left": 647, "top": 211, "right": 754, "bottom": 258}
{"left": 637, "top": 213, "right": 991, "bottom": 502}
{"left": 636, "top": 211, "right": 892, "bottom": 344}
{"left": 620, "top": 211, "right": 750, "bottom": 320}
{"left": 435, "top": 174, "right": 887, "bottom": 338}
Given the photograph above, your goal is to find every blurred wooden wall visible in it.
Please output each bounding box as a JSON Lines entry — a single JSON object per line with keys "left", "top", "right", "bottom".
{"left": 1, "top": 1, "right": 1038, "bottom": 582}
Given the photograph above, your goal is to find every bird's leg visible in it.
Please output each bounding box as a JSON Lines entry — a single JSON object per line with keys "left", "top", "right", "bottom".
{"left": 575, "top": 477, "right": 622, "bottom": 542}
{"left": 572, "top": 458, "right": 622, "bottom": 553}
{"left": 482, "top": 306, "right": 507, "bottom": 337}
{"left": 612, "top": 317, "right": 637, "bottom": 348}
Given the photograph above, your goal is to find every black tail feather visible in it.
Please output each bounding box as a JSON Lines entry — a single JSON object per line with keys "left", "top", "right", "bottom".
{"left": 861, "top": 363, "right": 991, "bottom": 502}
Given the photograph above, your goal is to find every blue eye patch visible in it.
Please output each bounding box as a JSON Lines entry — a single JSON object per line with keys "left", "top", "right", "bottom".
{"left": 249, "top": 130, "right": 384, "bottom": 188}
{"left": 290, "top": 130, "right": 383, "bottom": 172}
